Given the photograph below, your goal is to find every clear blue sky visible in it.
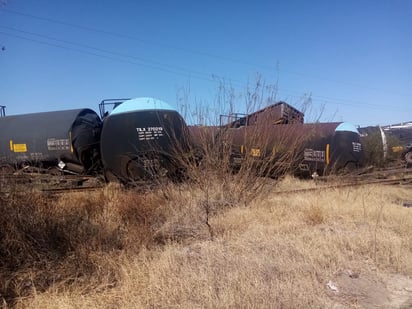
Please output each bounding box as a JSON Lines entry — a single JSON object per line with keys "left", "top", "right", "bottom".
{"left": 0, "top": 0, "right": 411, "bottom": 127}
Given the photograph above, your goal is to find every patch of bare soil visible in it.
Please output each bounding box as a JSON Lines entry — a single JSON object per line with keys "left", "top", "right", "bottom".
{"left": 328, "top": 270, "right": 412, "bottom": 308}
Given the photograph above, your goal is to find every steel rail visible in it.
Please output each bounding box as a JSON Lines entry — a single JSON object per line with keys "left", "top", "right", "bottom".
{"left": 273, "top": 176, "right": 412, "bottom": 196}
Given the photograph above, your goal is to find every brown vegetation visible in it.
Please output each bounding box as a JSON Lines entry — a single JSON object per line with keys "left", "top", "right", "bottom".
{"left": 1, "top": 176, "right": 412, "bottom": 308}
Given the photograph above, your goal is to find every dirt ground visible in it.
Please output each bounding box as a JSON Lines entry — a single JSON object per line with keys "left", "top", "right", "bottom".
{"left": 328, "top": 270, "right": 412, "bottom": 308}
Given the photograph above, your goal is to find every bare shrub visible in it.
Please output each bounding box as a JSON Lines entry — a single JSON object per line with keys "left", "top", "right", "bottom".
{"left": 0, "top": 184, "right": 169, "bottom": 307}
{"left": 176, "top": 79, "right": 307, "bottom": 207}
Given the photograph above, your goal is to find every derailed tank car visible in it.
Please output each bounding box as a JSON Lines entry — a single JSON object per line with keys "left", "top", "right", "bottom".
{"left": 188, "top": 100, "right": 364, "bottom": 177}
{"left": 187, "top": 121, "right": 364, "bottom": 177}
{"left": 99, "top": 97, "right": 191, "bottom": 182}
{"left": 359, "top": 122, "right": 412, "bottom": 167}
{"left": 223, "top": 121, "right": 364, "bottom": 176}
{"left": 383, "top": 122, "right": 412, "bottom": 166}
{"left": 300, "top": 122, "right": 364, "bottom": 174}
{"left": 0, "top": 109, "right": 102, "bottom": 173}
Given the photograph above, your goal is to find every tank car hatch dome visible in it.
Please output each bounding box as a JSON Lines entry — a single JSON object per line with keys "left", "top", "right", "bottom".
{"left": 110, "top": 97, "right": 177, "bottom": 115}
{"left": 335, "top": 122, "right": 360, "bottom": 134}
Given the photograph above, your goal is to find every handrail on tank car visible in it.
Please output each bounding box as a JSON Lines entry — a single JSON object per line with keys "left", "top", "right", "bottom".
{"left": 219, "top": 113, "right": 247, "bottom": 127}
{"left": 99, "top": 98, "right": 130, "bottom": 119}
{"left": 0, "top": 105, "right": 5, "bottom": 117}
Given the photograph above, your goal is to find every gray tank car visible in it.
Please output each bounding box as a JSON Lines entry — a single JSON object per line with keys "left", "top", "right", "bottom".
{"left": 359, "top": 122, "right": 412, "bottom": 167}
{"left": 0, "top": 109, "right": 101, "bottom": 173}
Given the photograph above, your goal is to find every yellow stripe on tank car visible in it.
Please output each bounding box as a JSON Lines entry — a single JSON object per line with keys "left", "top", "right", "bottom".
{"left": 9, "top": 140, "right": 13, "bottom": 151}
{"left": 325, "top": 143, "right": 330, "bottom": 165}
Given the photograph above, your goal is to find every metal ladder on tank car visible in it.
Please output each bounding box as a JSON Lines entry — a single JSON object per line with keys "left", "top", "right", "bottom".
{"left": 99, "top": 98, "right": 130, "bottom": 119}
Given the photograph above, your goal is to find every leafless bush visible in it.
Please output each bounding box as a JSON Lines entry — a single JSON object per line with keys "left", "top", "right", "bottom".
{"left": 143, "top": 79, "right": 310, "bottom": 245}
{"left": 0, "top": 184, "right": 168, "bottom": 307}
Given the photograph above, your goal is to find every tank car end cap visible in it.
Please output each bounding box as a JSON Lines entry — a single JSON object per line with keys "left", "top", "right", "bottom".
{"left": 335, "top": 122, "right": 359, "bottom": 134}
{"left": 110, "top": 97, "right": 177, "bottom": 115}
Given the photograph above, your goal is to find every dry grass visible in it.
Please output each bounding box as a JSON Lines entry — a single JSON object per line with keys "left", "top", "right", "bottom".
{"left": 0, "top": 183, "right": 169, "bottom": 306}
{"left": 1, "top": 176, "right": 411, "bottom": 308}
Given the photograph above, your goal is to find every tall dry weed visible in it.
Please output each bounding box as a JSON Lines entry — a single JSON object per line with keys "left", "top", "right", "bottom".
{"left": 7, "top": 179, "right": 412, "bottom": 308}
{"left": 0, "top": 183, "right": 169, "bottom": 307}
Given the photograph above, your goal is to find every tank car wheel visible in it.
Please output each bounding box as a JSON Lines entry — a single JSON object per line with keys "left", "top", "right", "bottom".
{"left": 125, "top": 156, "right": 163, "bottom": 181}
{"left": 104, "top": 169, "right": 120, "bottom": 183}
{"left": 127, "top": 160, "right": 158, "bottom": 180}
{"left": 126, "top": 159, "right": 144, "bottom": 181}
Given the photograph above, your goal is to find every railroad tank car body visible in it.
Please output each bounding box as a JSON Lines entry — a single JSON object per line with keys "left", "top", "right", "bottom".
{"left": 188, "top": 121, "right": 364, "bottom": 176}
{"left": 0, "top": 109, "right": 102, "bottom": 173}
{"left": 300, "top": 122, "right": 364, "bottom": 174}
{"left": 359, "top": 123, "right": 412, "bottom": 166}
{"left": 186, "top": 125, "right": 220, "bottom": 159}
{"left": 100, "top": 97, "right": 190, "bottom": 181}
{"left": 225, "top": 121, "right": 364, "bottom": 175}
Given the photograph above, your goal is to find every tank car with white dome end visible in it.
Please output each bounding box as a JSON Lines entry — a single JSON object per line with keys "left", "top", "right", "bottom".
{"left": 222, "top": 121, "right": 364, "bottom": 176}
{"left": 189, "top": 102, "right": 365, "bottom": 177}
{"left": 99, "top": 97, "right": 191, "bottom": 182}
{"left": 0, "top": 97, "right": 191, "bottom": 182}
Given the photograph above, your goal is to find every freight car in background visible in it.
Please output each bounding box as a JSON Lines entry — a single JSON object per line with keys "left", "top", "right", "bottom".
{"left": 220, "top": 101, "right": 304, "bottom": 128}
{"left": 189, "top": 102, "right": 364, "bottom": 177}
{"left": 188, "top": 101, "right": 305, "bottom": 171}
{"left": 0, "top": 108, "right": 102, "bottom": 174}
{"left": 359, "top": 122, "right": 412, "bottom": 167}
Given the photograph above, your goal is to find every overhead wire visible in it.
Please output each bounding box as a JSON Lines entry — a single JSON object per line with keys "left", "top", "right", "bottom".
{"left": 0, "top": 28, "right": 407, "bottom": 112}
{"left": 0, "top": 25, "right": 223, "bottom": 84}
{"left": 0, "top": 10, "right": 410, "bottom": 112}
{"left": 2, "top": 7, "right": 411, "bottom": 98}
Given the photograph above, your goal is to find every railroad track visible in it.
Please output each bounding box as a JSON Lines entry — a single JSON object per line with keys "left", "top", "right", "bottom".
{"left": 272, "top": 179, "right": 412, "bottom": 196}
{"left": 313, "top": 163, "right": 412, "bottom": 183}
{"left": 274, "top": 168, "right": 412, "bottom": 194}
{"left": 1, "top": 165, "right": 411, "bottom": 197}
{"left": 40, "top": 185, "right": 104, "bottom": 195}
{"left": 0, "top": 172, "right": 105, "bottom": 196}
